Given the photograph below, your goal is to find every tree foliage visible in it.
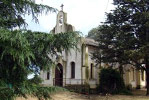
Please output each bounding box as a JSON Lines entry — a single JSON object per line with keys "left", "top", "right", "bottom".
{"left": 0, "top": 0, "right": 80, "bottom": 99}
{"left": 99, "top": 68, "right": 125, "bottom": 94}
{"left": 86, "top": 27, "right": 100, "bottom": 40}
{"left": 0, "top": 29, "right": 79, "bottom": 100}
{"left": 90, "top": 0, "right": 149, "bottom": 95}
{"left": 0, "top": 0, "right": 56, "bottom": 29}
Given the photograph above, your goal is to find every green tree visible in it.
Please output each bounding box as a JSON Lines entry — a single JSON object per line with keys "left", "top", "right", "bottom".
{"left": 0, "top": 0, "right": 79, "bottom": 99}
{"left": 99, "top": 68, "right": 125, "bottom": 94}
{"left": 92, "top": 0, "right": 149, "bottom": 95}
{"left": 86, "top": 27, "right": 99, "bottom": 39}
{"left": 0, "top": 29, "right": 79, "bottom": 100}
{"left": 0, "top": 0, "right": 56, "bottom": 29}
{"left": 92, "top": 25, "right": 129, "bottom": 75}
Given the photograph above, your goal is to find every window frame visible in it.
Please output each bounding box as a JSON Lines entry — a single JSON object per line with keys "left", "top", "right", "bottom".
{"left": 47, "top": 71, "right": 50, "bottom": 80}
{"left": 71, "top": 62, "right": 75, "bottom": 79}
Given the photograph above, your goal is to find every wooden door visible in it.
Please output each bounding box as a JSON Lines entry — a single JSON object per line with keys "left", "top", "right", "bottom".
{"left": 55, "top": 63, "right": 63, "bottom": 86}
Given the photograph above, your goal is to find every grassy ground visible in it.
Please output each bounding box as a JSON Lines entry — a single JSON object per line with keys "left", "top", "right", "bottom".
{"left": 16, "top": 89, "right": 149, "bottom": 100}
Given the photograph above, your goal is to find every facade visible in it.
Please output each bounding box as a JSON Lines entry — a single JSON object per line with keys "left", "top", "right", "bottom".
{"left": 40, "top": 8, "right": 146, "bottom": 89}
{"left": 40, "top": 9, "right": 100, "bottom": 89}
{"left": 123, "top": 65, "right": 146, "bottom": 89}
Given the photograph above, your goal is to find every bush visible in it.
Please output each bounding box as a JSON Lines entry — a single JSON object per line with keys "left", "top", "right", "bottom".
{"left": 98, "top": 68, "right": 125, "bottom": 94}
{"left": 126, "top": 84, "right": 133, "bottom": 90}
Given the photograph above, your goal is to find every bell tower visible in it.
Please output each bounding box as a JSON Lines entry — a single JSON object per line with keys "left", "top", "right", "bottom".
{"left": 51, "top": 4, "right": 75, "bottom": 34}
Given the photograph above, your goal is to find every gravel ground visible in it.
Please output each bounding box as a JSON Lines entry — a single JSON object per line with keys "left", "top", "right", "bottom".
{"left": 51, "top": 90, "right": 149, "bottom": 100}
{"left": 16, "top": 89, "right": 149, "bottom": 100}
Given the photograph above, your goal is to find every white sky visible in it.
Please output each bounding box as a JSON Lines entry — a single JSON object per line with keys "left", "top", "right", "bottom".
{"left": 26, "top": 0, "right": 115, "bottom": 36}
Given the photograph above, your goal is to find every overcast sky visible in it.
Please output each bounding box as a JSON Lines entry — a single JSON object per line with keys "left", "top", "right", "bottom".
{"left": 26, "top": 0, "right": 115, "bottom": 36}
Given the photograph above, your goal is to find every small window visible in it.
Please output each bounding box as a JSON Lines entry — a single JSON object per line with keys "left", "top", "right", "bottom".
{"left": 90, "top": 63, "right": 94, "bottom": 79}
{"left": 132, "top": 68, "right": 135, "bottom": 81}
{"left": 71, "top": 62, "right": 75, "bottom": 79}
{"left": 47, "top": 72, "right": 50, "bottom": 80}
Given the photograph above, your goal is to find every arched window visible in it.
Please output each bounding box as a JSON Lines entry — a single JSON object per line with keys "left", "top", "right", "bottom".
{"left": 47, "top": 72, "right": 50, "bottom": 80}
{"left": 90, "top": 63, "right": 94, "bottom": 79}
{"left": 71, "top": 62, "right": 75, "bottom": 79}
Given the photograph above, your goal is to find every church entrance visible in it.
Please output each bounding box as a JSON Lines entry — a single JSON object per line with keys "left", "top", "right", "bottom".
{"left": 55, "top": 63, "right": 63, "bottom": 86}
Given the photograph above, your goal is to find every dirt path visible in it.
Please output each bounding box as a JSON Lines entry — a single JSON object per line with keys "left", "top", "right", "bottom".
{"left": 16, "top": 89, "right": 149, "bottom": 100}
{"left": 51, "top": 90, "right": 149, "bottom": 100}
{"left": 132, "top": 89, "right": 146, "bottom": 96}
{"left": 51, "top": 92, "right": 89, "bottom": 100}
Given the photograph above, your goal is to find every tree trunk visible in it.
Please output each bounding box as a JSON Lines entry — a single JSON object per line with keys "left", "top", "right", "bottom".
{"left": 119, "top": 65, "right": 123, "bottom": 77}
{"left": 146, "top": 58, "right": 149, "bottom": 96}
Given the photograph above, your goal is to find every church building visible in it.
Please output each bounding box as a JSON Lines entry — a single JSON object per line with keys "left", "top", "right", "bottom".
{"left": 40, "top": 5, "right": 100, "bottom": 89}
{"left": 40, "top": 5, "right": 146, "bottom": 90}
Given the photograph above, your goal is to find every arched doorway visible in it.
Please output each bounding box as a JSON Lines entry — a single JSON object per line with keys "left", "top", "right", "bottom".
{"left": 55, "top": 63, "right": 63, "bottom": 86}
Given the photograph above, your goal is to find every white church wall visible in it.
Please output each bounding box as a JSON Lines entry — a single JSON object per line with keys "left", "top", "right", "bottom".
{"left": 40, "top": 9, "right": 102, "bottom": 87}
{"left": 64, "top": 43, "right": 82, "bottom": 85}
{"left": 87, "top": 45, "right": 99, "bottom": 87}
{"left": 40, "top": 70, "right": 53, "bottom": 86}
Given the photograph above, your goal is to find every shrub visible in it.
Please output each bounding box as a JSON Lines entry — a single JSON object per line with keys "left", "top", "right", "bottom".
{"left": 98, "top": 68, "right": 125, "bottom": 94}
{"left": 126, "top": 84, "right": 133, "bottom": 90}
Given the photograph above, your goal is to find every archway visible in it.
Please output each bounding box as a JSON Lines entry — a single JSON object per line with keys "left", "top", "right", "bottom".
{"left": 55, "top": 63, "right": 63, "bottom": 86}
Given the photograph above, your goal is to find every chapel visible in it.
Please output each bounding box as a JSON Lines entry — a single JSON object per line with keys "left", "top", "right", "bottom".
{"left": 40, "top": 5, "right": 146, "bottom": 90}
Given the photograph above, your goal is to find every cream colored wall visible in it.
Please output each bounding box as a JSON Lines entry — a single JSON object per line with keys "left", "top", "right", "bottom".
{"left": 124, "top": 71, "right": 130, "bottom": 86}
{"left": 141, "top": 70, "right": 146, "bottom": 87}
{"left": 82, "top": 44, "right": 99, "bottom": 88}
{"left": 88, "top": 46, "right": 99, "bottom": 81}
{"left": 123, "top": 68, "right": 137, "bottom": 88}
{"left": 123, "top": 65, "right": 146, "bottom": 89}
{"left": 136, "top": 70, "right": 146, "bottom": 88}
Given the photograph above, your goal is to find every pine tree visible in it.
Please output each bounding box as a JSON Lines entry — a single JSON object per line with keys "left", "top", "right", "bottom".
{"left": 0, "top": 0, "right": 79, "bottom": 99}
{"left": 92, "top": 0, "right": 149, "bottom": 95}
{"left": 0, "top": 0, "right": 56, "bottom": 29}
